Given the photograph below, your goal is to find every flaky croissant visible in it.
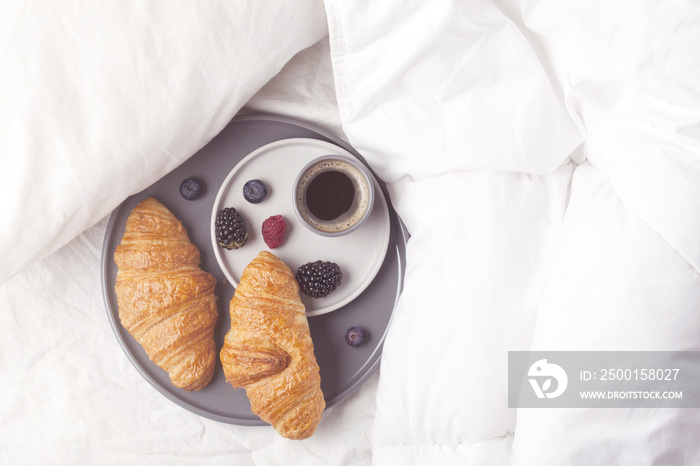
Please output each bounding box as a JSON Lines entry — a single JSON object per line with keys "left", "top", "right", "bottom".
{"left": 114, "top": 197, "right": 218, "bottom": 392}
{"left": 220, "top": 251, "right": 325, "bottom": 439}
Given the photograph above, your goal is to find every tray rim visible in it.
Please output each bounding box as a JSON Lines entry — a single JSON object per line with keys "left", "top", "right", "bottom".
{"left": 100, "top": 113, "right": 408, "bottom": 425}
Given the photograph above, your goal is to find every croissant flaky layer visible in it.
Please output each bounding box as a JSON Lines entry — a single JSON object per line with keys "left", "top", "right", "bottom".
{"left": 220, "top": 251, "right": 325, "bottom": 440}
{"left": 114, "top": 197, "right": 218, "bottom": 392}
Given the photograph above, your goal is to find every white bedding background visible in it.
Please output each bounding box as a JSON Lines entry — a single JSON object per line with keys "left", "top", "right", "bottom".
{"left": 324, "top": 0, "right": 700, "bottom": 464}
{"left": 1, "top": 2, "right": 371, "bottom": 465}
{"left": 3, "top": 0, "right": 700, "bottom": 465}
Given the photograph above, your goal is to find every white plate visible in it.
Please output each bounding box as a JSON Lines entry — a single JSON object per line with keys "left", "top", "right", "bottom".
{"left": 211, "top": 138, "right": 391, "bottom": 316}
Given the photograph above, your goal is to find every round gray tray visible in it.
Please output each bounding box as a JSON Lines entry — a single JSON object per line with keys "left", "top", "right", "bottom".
{"left": 101, "top": 114, "right": 407, "bottom": 425}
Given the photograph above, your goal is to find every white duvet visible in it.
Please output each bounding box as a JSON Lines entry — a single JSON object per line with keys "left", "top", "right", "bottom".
{"left": 2, "top": 0, "right": 700, "bottom": 465}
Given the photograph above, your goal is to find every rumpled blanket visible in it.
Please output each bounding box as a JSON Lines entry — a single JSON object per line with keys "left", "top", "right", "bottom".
{"left": 323, "top": 0, "right": 700, "bottom": 464}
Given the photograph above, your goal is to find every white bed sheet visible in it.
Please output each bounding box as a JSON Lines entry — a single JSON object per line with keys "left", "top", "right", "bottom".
{"left": 3, "top": 0, "right": 700, "bottom": 464}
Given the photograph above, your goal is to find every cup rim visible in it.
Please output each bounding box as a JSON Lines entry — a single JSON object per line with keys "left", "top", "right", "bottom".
{"left": 293, "top": 154, "right": 375, "bottom": 237}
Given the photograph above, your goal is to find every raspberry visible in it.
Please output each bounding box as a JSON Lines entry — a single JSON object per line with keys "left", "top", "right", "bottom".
{"left": 262, "top": 215, "right": 287, "bottom": 249}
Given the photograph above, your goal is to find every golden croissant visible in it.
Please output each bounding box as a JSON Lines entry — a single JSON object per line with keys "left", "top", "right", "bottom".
{"left": 220, "top": 251, "right": 325, "bottom": 439}
{"left": 114, "top": 197, "right": 218, "bottom": 391}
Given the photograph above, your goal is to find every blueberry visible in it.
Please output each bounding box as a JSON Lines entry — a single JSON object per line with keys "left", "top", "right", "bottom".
{"left": 179, "top": 178, "right": 203, "bottom": 201}
{"left": 243, "top": 179, "right": 267, "bottom": 204}
{"left": 345, "top": 326, "right": 366, "bottom": 347}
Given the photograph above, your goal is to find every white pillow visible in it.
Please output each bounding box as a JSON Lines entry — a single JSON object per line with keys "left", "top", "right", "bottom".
{"left": 0, "top": 1, "right": 327, "bottom": 284}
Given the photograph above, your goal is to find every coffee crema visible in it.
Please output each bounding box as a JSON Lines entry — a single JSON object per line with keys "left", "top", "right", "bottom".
{"left": 294, "top": 156, "right": 374, "bottom": 236}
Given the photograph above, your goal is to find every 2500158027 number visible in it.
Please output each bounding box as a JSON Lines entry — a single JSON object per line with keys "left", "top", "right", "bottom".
{"left": 600, "top": 368, "right": 680, "bottom": 381}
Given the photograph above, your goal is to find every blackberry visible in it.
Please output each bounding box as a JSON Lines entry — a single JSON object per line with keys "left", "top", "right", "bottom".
{"left": 215, "top": 207, "right": 248, "bottom": 249}
{"left": 295, "top": 260, "right": 343, "bottom": 298}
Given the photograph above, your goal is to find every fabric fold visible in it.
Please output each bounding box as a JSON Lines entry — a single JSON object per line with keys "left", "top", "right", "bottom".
{"left": 323, "top": 0, "right": 583, "bottom": 186}
{"left": 587, "top": 91, "right": 700, "bottom": 274}
{"left": 511, "top": 164, "right": 700, "bottom": 465}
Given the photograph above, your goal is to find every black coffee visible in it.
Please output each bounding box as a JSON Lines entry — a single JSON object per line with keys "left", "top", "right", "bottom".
{"left": 305, "top": 171, "right": 355, "bottom": 220}
{"left": 295, "top": 156, "right": 373, "bottom": 235}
